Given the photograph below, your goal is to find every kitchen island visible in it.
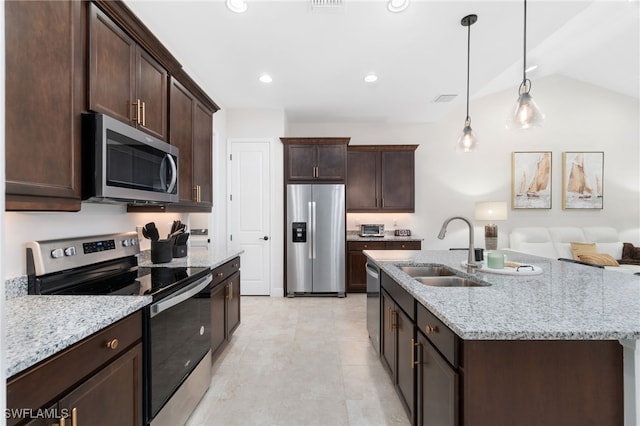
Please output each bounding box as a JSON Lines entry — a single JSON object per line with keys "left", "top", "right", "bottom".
{"left": 365, "top": 249, "right": 640, "bottom": 426}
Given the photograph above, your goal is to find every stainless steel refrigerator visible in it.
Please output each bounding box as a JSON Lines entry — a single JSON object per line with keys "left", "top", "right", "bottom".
{"left": 286, "top": 184, "right": 345, "bottom": 297}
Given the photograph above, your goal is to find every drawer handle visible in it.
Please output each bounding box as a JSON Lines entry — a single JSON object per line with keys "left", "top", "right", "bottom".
{"left": 106, "top": 338, "right": 119, "bottom": 350}
{"left": 425, "top": 325, "right": 438, "bottom": 334}
{"left": 217, "top": 272, "right": 224, "bottom": 278}
{"left": 234, "top": 263, "right": 239, "bottom": 268}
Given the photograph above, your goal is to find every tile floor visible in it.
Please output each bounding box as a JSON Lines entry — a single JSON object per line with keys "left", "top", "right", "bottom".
{"left": 186, "top": 294, "right": 411, "bottom": 426}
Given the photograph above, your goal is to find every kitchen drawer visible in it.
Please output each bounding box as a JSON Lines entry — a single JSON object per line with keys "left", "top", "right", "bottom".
{"left": 417, "top": 303, "right": 458, "bottom": 368}
{"left": 381, "top": 272, "right": 414, "bottom": 320}
{"left": 7, "top": 311, "right": 142, "bottom": 417}
{"left": 385, "top": 241, "right": 421, "bottom": 250}
{"left": 212, "top": 257, "right": 241, "bottom": 287}
{"left": 348, "top": 241, "right": 386, "bottom": 251}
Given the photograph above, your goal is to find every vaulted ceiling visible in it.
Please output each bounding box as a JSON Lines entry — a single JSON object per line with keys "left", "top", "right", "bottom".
{"left": 125, "top": 0, "right": 640, "bottom": 124}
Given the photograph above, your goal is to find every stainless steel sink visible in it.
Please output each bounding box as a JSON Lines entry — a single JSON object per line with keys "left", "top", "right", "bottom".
{"left": 414, "top": 276, "right": 490, "bottom": 287}
{"left": 398, "top": 265, "right": 490, "bottom": 287}
{"left": 398, "top": 265, "right": 457, "bottom": 277}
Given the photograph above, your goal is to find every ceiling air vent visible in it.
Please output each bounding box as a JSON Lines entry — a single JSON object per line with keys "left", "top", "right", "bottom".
{"left": 433, "top": 94, "right": 458, "bottom": 103}
{"left": 311, "top": 0, "right": 343, "bottom": 8}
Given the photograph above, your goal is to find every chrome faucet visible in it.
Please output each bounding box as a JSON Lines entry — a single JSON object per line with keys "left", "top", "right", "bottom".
{"left": 437, "top": 216, "right": 479, "bottom": 270}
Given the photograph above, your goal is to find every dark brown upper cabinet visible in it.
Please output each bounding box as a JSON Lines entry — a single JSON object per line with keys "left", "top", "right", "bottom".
{"left": 347, "top": 145, "right": 418, "bottom": 213}
{"left": 5, "top": 0, "right": 85, "bottom": 211}
{"left": 281, "top": 138, "right": 350, "bottom": 183}
{"left": 161, "top": 78, "right": 213, "bottom": 212}
{"left": 89, "top": 3, "right": 168, "bottom": 141}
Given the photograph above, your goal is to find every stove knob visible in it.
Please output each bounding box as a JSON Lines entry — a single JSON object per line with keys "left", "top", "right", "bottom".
{"left": 122, "top": 239, "right": 131, "bottom": 247}
{"left": 50, "top": 248, "right": 64, "bottom": 259}
{"left": 64, "top": 247, "right": 76, "bottom": 257}
{"left": 130, "top": 238, "right": 138, "bottom": 246}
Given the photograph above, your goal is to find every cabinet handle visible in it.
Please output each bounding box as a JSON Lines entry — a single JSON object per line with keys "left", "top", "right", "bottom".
{"left": 58, "top": 416, "right": 66, "bottom": 426}
{"left": 106, "top": 338, "right": 119, "bottom": 350}
{"left": 234, "top": 263, "right": 239, "bottom": 268}
{"left": 411, "top": 338, "right": 421, "bottom": 369}
{"left": 228, "top": 282, "right": 233, "bottom": 300}
{"left": 141, "top": 101, "right": 146, "bottom": 126}
{"left": 71, "top": 408, "right": 77, "bottom": 426}
{"left": 193, "top": 185, "right": 202, "bottom": 202}
{"left": 198, "top": 185, "right": 202, "bottom": 203}
{"left": 132, "top": 99, "right": 142, "bottom": 124}
{"left": 425, "top": 325, "right": 438, "bottom": 334}
{"left": 387, "top": 307, "right": 392, "bottom": 331}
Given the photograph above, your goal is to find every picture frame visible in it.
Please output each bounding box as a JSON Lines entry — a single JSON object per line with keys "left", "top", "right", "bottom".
{"left": 511, "top": 151, "right": 552, "bottom": 209}
{"left": 562, "top": 151, "right": 604, "bottom": 209}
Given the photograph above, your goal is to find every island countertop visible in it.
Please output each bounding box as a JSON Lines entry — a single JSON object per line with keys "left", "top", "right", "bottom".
{"left": 365, "top": 249, "right": 640, "bottom": 340}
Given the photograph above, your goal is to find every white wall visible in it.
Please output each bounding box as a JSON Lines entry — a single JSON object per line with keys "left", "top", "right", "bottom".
{"left": 3, "top": 206, "right": 188, "bottom": 279}
{"left": 225, "top": 109, "right": 287, "bottom": 296}
{"left": 288, "top": 75, "right": 640, "bottom": 249}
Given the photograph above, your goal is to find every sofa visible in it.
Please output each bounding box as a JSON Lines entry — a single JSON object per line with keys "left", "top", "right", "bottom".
{"left": 509, "top": 226, "right": 640, "bottom": 274}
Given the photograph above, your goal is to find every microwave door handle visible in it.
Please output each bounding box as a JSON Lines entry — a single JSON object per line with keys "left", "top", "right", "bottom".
{"left": 160, "top": 154, "right": 178, "bottom": 194}
{"left": 166, "top": 154, "right": 178, "bottom": 194}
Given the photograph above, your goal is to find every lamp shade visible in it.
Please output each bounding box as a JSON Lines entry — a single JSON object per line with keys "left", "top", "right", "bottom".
{"left": 474, "top": 202, "right": 508, "bottom": 222}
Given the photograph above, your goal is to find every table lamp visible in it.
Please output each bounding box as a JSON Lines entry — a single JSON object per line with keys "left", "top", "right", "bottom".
{"left": 474, "top": 201, "right": 508, "bottom": 250}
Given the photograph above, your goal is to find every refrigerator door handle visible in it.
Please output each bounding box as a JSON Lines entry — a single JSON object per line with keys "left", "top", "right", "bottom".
{"left": 308, "top": 201, "right": 313, "bottom": 259}
{"left": 311, "top": 201, "right": 317, "bottom": 259}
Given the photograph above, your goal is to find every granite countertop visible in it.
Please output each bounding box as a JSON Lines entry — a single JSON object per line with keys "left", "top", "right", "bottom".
{"left": 5, "top": 295, "right": 151, "bottom": 378}
{"left": 138, "top": 247, "right": 244, "bottom": 269}
{"left": 365, "top": 249, "right": 640, "bottom": 341}
{"left": 347, "top": 231, "right": 423, "bottom": 242}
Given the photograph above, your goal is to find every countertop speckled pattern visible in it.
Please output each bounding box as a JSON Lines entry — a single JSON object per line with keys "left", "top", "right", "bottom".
{"left": 346, "top": 231, "right": 423, "bottom": 242}
{"left": 6, "top": 295, "right": 151, "bottom": 378}
{"left": 138, "top": 247, "right": 244, "bottom": 269}
{"left": 365, "top": 249, "right": 640, "bottom": 340}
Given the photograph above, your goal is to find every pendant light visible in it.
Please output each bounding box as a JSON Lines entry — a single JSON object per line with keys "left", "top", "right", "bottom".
{"left": 457, "top": 14, "right": 478, "bottom": 153}
{"left": 508, "top": 0, "right": 544, "bottom": 129}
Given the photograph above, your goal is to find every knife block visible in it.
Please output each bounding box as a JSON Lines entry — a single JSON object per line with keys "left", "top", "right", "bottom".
{"left": 173, "top": 245, "right": 187, "bottom": 258}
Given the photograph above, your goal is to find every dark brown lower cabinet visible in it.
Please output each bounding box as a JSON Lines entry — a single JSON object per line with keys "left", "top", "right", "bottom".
{"left": 347, "top": 240, "right": 421, "bottom": 293}
{"left": 211, "top": 257, "right": 242, "bottom": 362}
{"left": 416, "top": 332, "right": 458, "bottom": 426}
{"left": 381, "top": 289, "right": 414, "bottom": 423}
{"left": 7, "top": 312, "right": 143, "bottom": 426}
{"left": 58, "top": 344, "right": 143, "bottom": 426}
{"left": 381, "top": 272, "right": 624, "bottom": 426}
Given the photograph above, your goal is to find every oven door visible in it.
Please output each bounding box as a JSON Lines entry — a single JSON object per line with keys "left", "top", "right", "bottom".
{"left": 146, "top": 273, "right": 212, "bottom": 421}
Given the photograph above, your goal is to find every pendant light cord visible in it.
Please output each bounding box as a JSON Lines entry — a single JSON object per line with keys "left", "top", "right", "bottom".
{"left": 466, "top": 21, "right": 471, "bottom": 121}
{"left": 522, "top": 0, "right": 527, "bottom": 82}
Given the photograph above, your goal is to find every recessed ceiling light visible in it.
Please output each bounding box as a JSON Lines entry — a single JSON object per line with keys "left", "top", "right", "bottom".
{"left": 525, "top": 64, "right": 538, "bottom": 73}
{"left": 387, "top": 0, "right": 409, "bottom": 13}
{"left": 226, "top": 0, "right": 247, "bottom": 13}
{"left": 259, "top": 74, "right": 273, "bottom": 83}
{"left": 363, "top": 73, "right": 378, "bottom": 83}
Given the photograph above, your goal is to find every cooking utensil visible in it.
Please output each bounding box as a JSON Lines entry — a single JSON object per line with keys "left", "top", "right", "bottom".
{"left": 142, "top": 228, "right": 150, "bottom": 240}
{"left": 168, "top": 229, "right": 185, "bottom": 239}
{"left": 144, "top": 222, "right": 160, "bottom": 241}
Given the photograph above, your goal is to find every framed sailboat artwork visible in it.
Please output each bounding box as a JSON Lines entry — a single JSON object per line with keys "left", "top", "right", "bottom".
{"left": 511, "top": 152, "right": 552, "bottom": 209}
{"left": 562, "top": 151, "right": 604, "bottom": 209}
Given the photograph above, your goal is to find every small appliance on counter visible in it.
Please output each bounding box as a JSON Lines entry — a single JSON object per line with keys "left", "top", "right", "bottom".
{"left": 394, "top": 229, "right": 412, "bottom": 236}
{"left": 360, "top": 224, "right": 385, "bottom": 237}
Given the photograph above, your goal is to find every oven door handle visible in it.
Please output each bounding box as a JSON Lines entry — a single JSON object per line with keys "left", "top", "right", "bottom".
{"left": 150, "top": 274, "right": 212, "bottom": 318}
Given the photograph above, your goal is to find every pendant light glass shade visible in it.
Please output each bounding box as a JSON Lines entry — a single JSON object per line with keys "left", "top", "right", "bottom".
{"left": 508, "top": 80, "right": 544, "bottom": 129}
{"left": 457, "top": 14, "right": 478, "bottom": 153}
{"left": 457, "top": 119, "right": 478, "bottom": 153}
{"left": 508, "top": 0, "right": 543, "bottom": 130}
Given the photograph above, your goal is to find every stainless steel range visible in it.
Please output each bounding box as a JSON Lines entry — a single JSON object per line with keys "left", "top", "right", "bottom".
{"left": 26, "top": 232, "right": 212, "bottom": 426}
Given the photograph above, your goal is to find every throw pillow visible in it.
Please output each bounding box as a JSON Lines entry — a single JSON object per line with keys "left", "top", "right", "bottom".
{"left": 622, "top": 242, "right": 640, "bottom": 260}
{"left": 570, "top": 242, "right": 596, "bottom": 260}
{"left": 577, "top": 253, "right": 620, "bottom": 267}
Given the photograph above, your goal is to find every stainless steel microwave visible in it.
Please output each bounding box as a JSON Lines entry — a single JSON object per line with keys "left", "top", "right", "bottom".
{"left": 82, "top": 113, "right": 179, "bottom": 204}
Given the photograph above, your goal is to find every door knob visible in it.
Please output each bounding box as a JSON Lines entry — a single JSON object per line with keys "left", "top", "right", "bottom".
{"left": 261, "top": 236, "right": 269, "bottom": 241}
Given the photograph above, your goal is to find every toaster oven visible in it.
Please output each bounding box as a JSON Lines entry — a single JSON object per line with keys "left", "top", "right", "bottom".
{"left": 360, "top": 224, "right": 385, "bottom": 237}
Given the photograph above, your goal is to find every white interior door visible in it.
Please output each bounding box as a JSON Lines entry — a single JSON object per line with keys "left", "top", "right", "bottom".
{"left": 229, "top": 140, "right": 271, "bottom": 295}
